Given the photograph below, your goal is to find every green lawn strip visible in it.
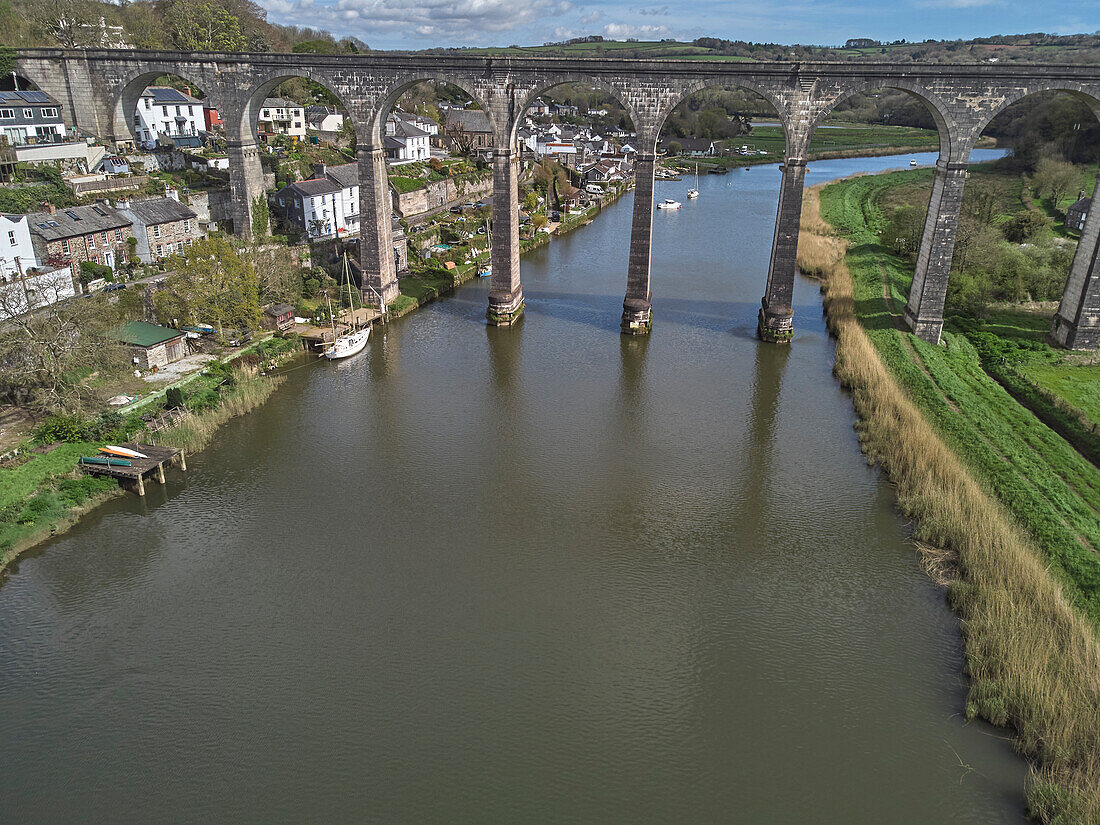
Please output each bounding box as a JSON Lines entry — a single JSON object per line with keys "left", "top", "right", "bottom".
{"left": 1018, "top": 362, "right": 1100, "bottom": 422}
{"left": 819, "top": 174, "right": 1100, "bottom": 626}
{"left": 911, "top": 335, "right": 1100, "bottom": 548}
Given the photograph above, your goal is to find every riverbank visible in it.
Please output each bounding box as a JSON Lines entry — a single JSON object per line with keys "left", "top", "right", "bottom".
{"left": 0, "top": 184, "right": 629, "bottom": 573}
{"left": 0, "top": 346, "right": 293, "bottom": 578}
{"left": 799, "top": 184, "right": 1100, "bottom": 824}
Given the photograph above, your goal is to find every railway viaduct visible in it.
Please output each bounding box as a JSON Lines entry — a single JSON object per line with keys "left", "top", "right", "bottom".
{"left": 13, "top": 49, "right": 1100, "bottom": 349}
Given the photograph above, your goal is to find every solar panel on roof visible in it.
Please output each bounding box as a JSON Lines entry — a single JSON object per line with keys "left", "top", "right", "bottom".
{"left": 151, "top": 88, "right": 189, "bottom": 102}
{"left": 20, "top": 92, "right": 50, "bottom": 103}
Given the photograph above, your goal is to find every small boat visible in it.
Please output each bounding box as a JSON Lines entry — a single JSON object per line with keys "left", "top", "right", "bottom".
{"left": 656, "top": 198, "right": 682, "bottom": 210}
{"left": 100, "top": 445, "right": 148, "bottom": 459}
{"left": 82, "top": 456, "right": 132, "bottom": 467}
{"left": 687, "top": 164, "right": 699, "bottom": 200}
{"left": 910, "top": 159, "right": 918, "bottom": 166}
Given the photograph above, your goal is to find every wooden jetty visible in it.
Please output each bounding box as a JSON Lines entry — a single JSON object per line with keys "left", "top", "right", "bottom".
{"left": 299, "top": 306, "right": 382, "bottom": 352}
{"left": 78, "top": 443, "right": 186, "bottom": 496}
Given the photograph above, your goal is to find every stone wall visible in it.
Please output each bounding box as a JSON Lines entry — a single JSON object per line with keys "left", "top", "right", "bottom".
{"left": 391, "top": 175, "right": 493, "bottom": 217}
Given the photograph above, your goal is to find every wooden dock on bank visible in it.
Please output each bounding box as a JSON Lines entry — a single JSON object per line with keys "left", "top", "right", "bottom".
{"left": 298, "top": 307, "right": 382, "bottom": 351}
{"left": 78, "top": 444, "right": 186, "bottom": 496}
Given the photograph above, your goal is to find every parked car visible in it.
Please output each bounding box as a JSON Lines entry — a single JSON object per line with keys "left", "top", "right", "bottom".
{"left": 449, "top": 205, "right": 463, "bottom": 214}
{"left": 103, "top": 283, "right": 127, "bottom": 292}
{"left": 550, "top": 211, "right": 561, "bottom": 221}
{"left": 227, "top": 330, "right": 253, "bottom": 347}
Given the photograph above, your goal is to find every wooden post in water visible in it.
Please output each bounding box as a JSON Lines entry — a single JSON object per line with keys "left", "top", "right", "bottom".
{"left": 178, "top": 450, "right": 187, "bottom": 472}
{"left": 135, "top": 473, "right": 145, "bottom": 497}
{"left": 156, "top": 462, "right": 167, "bottom": 484}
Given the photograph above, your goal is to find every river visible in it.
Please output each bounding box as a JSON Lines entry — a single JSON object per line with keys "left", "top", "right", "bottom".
{"left": 0, "top": 150, "right": 1027, "bottom": 823}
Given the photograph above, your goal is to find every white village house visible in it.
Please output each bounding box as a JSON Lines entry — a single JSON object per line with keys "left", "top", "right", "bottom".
{"left": 0, "top": 214, "right": 75, "bottom": 320}
{"left": 274, "top": 163, "right": 360, "bottom": 239}
{"left": 384, "top": 113, "right": 431, "bottom": 162}
{"left": 259, "top": 98, "right": 306, "bottom": 139}
{"left": 133, "top": 87, "right": 205, "bottom": 148}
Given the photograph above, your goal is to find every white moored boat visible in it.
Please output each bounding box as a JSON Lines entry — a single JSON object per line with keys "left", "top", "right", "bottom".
{"left": 324, "top": 327, "right": 370, "bottom": 360}
{"left": 323, "top": 254, "right": 371, "bottom": 361}
{"left": 687, "top": 164, "right": 699, "bottom": 199}
{"left": 657, "top": 198, "right": 682, "bottom": 210}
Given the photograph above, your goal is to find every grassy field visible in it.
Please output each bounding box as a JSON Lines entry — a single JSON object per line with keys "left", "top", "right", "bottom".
{"left": 800, "top": 183, "right": 1100, "bottom": 824}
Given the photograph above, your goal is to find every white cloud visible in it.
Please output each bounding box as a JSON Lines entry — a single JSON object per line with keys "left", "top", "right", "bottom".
{"left": 600, "top": 22, "right": 672, "bottom": 39}
{"left": 262, "top": 0, "right": 571, "bottom": 42}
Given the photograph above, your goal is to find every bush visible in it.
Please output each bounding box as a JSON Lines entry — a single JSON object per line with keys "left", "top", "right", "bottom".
{"left": 165, "top": 387, "right": 185, "bottom": 410}
{"left": 79, "top": 261, "right": 114, "bottom": 284}
{"left": 1001, "top": 209, "right": 1051, "bottom": 243}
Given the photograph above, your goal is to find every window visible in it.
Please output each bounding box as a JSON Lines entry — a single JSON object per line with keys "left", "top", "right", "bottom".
{"left": 101, "top": 232, "right": 108, "bottom": 246}
{"left": 86, "top": 234, "right": 96, "bottom": 250}
{"left": 134, "top": 114, "right": 140, "bottom": 127}
{"left": 65, "top": 210, "right": 80, "bottom": 221}
{"left": 182, "top": 220, "right": 191, "bottom": 233}
{"left": 7, "top": 231, "right": 14, "bottom": 246}
{"left": 23, "top": 109, "right": 32, "bottom": 119}
{"left": 42, "top": 108, "right": 57, "bottom": 119}
{"left": 177, "top": 242, "right": 184, "bottom": 253}
{"left": 152, "top": 225, "right": 161, "bottom": 239}
{"left": 61, "top": 239, "right": 70, "bottom": 254}
{"left": 0, "top": 109, "right": 13, "bottom": 119}
{"left": 115, "top": 229, "right": 123, "bottom": 241}
{"left": 156, "top": 244, "right": 164, "bottom": 257}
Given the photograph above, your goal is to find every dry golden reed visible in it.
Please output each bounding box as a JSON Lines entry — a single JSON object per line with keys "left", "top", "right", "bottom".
{"left": 800, "top": 185, "right": 1100, "bottom": 823}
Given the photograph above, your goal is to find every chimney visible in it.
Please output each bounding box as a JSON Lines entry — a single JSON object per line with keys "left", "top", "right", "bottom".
{"left": 43, "top": 202, "right": 56, "bottom": 215}
{"left": 164, "top": 185, "right": 179, "bottom": 202}
{"left": 313, "top": 162, "right": 326, "bottom": 179}
{"left": 96, "top": 197, "right": 109, "bottom": 208}
{"left": 1078, "top": 190, "right": 1087, "bottom": 202}
{"left": 116, "top": 197, "right": 131, "bottom": 211}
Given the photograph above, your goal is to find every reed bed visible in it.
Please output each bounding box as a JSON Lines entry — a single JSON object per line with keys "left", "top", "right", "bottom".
{"left": 800, "top": 187, "right": 1100, "bottom": 823}
{"left": 156, "top": 372, "right": 286, "bottom": 453}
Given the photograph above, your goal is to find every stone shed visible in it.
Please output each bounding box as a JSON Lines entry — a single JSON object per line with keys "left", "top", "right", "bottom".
{"left": 114, "top": 320, "right": 186, "bottom": 370}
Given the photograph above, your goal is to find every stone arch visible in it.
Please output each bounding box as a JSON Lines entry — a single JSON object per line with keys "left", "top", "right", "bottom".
{"left": 368, "top": 75, "right": 495, "bottom": 148}
{"left": 969, "top": 83, "right": 1100, "bottom": 144}
{"left": 509, "top": 76, "right": 641, "bottom": 147}
{"left": 811, "top": 80, "right": 957, "bottom": 159}
{"left": 114, "top": 69, "right": 218, "bottom": 147}
{"left": 237, "top": 70, "right": 363, "bottom": 145}
{"left": 652, "top": 78, "right": 792, "bottom": 156}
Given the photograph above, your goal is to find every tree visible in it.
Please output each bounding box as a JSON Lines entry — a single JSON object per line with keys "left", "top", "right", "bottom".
{"left": 154, "top": 236, "right": 260, "bottom": 335}
{"left": 883, "top": 205, "right": 926, "bottom": 257}
{"left": 32, "top": 0, "right": 93, "bottom": 49}
{"left": 251, "top": 196, "right": 269, "bottom": 238}
{"left": 1032, "top": 157, "right": 1080, "bottom": 213}
{"left": 0, "top": 285, "right": 128, "bottom": 413}
{"left": 167, "top": 0, "right": 248, "bottom": 52}
{"left": 666, "top": 140, "right": 682, "bottom": 156}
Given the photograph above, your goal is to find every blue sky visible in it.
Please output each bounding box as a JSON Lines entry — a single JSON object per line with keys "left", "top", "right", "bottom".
{"left": 257, "top": 0, "right": 1100, "bottom": 51}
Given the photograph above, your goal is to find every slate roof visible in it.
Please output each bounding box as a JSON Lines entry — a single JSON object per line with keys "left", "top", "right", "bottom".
{"left": 113, "top": 320, "right": 184, "bottom": 348}
{"left": 265, "top": 303, "right": 295, "bottom": 317}
{"left": 1067, "top": 196, "right": 1091, "bottom": 216}
{"left": 126, "top": 197, "right": 197, "bottom": 226}
{"left": 25, "top": 203, "right": 130, "bottom": 242}
{"left": 262, "top": 98, "right": 303, "bottom": 111}
{"left": 276, "top": 162, "right": 358, "bottom": 200}
{"left": 444, "top": 109, "right": 491, "bottom": 134}
{"left": 325, "top": 163, "right": 358, "bottom": 189}
{"left": 142, "top": 87, "right": 201, "bottom": 105}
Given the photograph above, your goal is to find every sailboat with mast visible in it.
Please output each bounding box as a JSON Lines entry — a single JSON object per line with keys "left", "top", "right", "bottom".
{"left": 479, "top": 218, "right": 492, "bottom": 277}
{"left": 323, "top": 253, "right": 370, "bottom": 360}
{"left": 687, "top": 164, "right": 699, "bottom": 200}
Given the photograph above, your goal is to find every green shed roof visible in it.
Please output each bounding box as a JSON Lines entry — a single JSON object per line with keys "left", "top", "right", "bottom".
{"left": 113, "top": 320, "right": 184, "bottom": 348}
